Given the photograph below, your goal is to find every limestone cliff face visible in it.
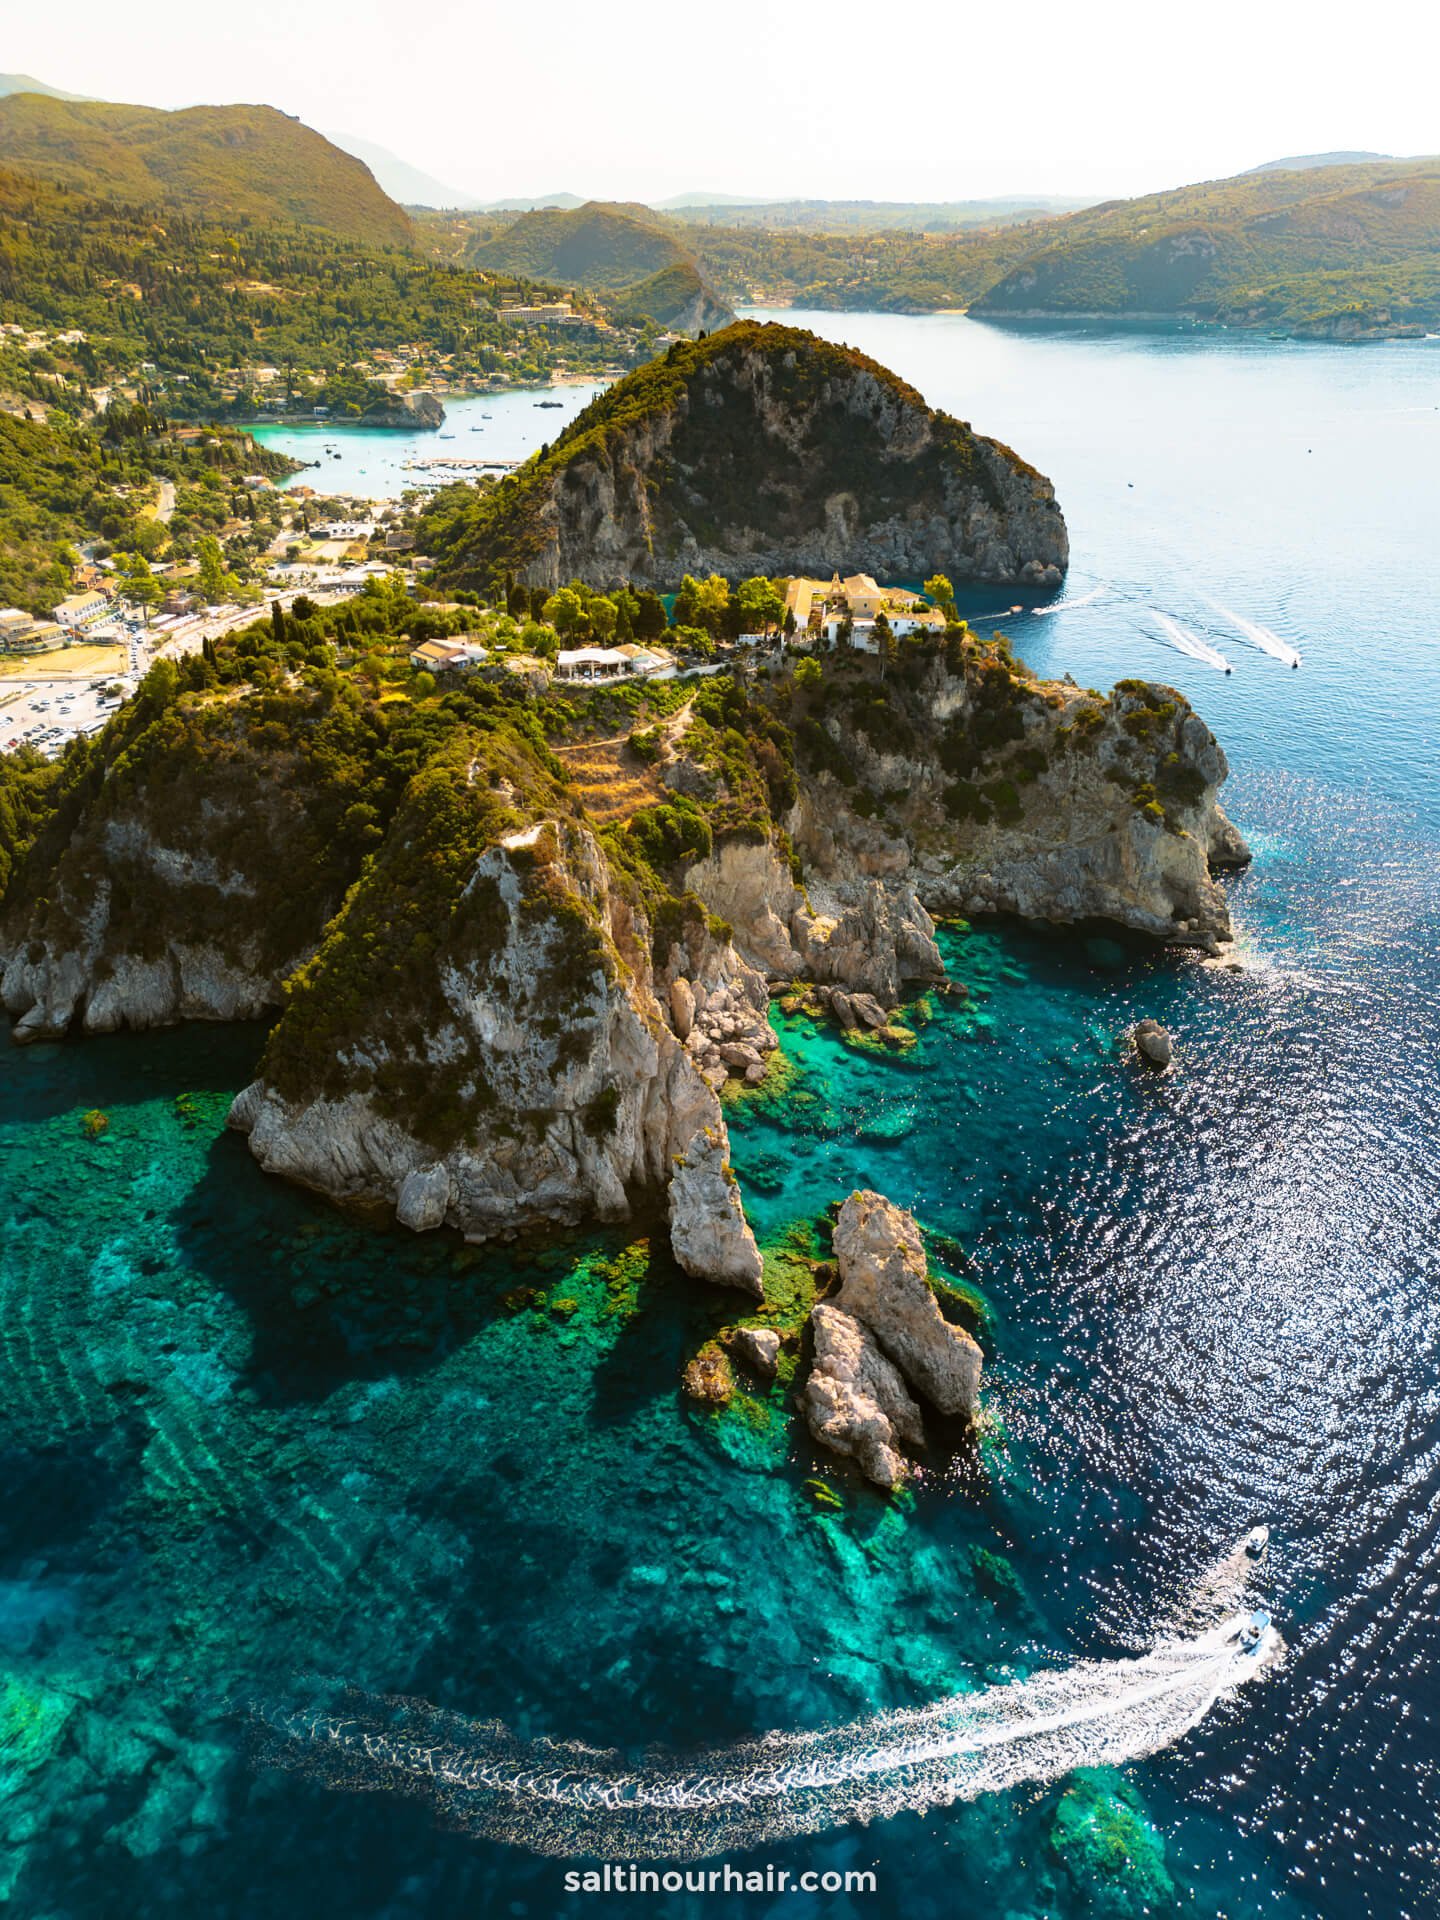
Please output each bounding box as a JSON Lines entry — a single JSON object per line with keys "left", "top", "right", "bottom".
{"left": 782, "top": 665, "right": 1248, "bottom": 954}
{"left": 1, "top": 788, "right": 341, "bottom": 1042}
{"left": 426, "top": 320, "right": 1068, "bottom": 593}
{"left": 363, "top": 389, "right": 444, "bottom": 429}
{"left": 229, "top": 811, "right": 762, "bottom": 1292}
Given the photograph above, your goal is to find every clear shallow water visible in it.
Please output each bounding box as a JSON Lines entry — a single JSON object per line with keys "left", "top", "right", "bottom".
{"left": 250, "top": 383, "right": 607, "bottom": 498}
{"left": 5, "top": 317, "right": 1440, "bottom": 1916}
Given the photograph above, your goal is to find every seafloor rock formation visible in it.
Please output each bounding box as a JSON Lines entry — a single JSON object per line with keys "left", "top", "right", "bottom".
{"left": 803, "top": 1190, "right": 982, "bottom": 1485}
{"left": 421, "top": 320, "right": 1069, "bottom": 593}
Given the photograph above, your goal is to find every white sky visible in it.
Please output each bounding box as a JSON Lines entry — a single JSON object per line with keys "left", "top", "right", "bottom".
{"left": 7, "top": 0, "right": 1436, "bottom": 205}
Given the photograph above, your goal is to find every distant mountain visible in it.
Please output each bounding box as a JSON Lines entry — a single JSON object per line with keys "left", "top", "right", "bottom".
{"left": 324, "top": 131, "right": 478, "bottom": 209}
{"left": 655, "top": 191, "right": 773, "bottom": 209}
{"left": 471, "top": 192, "right": 585, "bottom": 212}
{"left": 464, "top": 199, "right": 735, "bottom": 333}
{"left": 1247, "top": 151, "right": 1392, "bottom": 174}
{"left": 970, "top": 156, "right": 1440, "bottom": 337}
{"left": 0, "top": 73, "right": 93, "bottom": 102}
{"left": 0, "top": 94, "right": 413, "bottom": 247}
{"left": 666, "top": 195, "right": 1094, "bottom": 233}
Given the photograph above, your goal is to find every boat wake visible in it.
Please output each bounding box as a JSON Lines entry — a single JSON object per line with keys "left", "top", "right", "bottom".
{"left": 1207, "top": 602, "right": 1302, "bottom": 668}
{"left": 250, "top": 1539, "right": 1282, "bottom": 1860}
{"left": 1150, "top": 610, "right": 1233, "bottom": 673}
{"left": 1033, "top": 585, "right": 1108, "bottom": 616}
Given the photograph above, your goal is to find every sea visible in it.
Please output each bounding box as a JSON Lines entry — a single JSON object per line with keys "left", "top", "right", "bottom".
{"left": 3, "top": 311, "right": 1438, "bottom": 1918}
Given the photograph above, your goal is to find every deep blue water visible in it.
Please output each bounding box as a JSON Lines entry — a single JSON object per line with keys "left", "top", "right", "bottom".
{"left": 3, "top": 316, "right": 1439, "bottom": 1917}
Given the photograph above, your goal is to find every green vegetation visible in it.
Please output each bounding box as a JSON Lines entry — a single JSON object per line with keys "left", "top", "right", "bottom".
{"left": 486, "top": 160, "right": 1440, "bottom": 337}
{"left": 418, "top": 320, "right": 1008, "bottom": 589}
{"left": 0, "top": 94, "right": 414, "bottom": 247}
{"left": 0, "top": 166, "right": 645, "bottom": 432}
{"left": 0, "top": 402, "right": 292, "bottom": 615}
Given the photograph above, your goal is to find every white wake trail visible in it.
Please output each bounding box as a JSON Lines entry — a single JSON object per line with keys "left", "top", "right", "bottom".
{"left": 252, "top": 1541, "right": 1281, "bottom": 1859}
{"left": 1206, "top": 601, "right": 1302, "bottom": 668}
{"left": 1032, "top": 585, "right": 1108, "bottom": 616}
{"left": 1150, "top": 610, "right": 1233, "bottom": 673}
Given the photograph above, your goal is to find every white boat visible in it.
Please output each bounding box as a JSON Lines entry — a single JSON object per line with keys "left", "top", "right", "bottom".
{"left": 1243, "top": 1525, "right": 1270, "bottom": 1558}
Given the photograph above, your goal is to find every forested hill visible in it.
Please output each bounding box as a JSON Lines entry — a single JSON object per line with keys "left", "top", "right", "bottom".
{"left": 0, "top": 94, "right": 414, "bottom": 248}
{"left": 968, "top": 158, "right": 1440, "bottom": 335}
{"left": 667, "top": 157, "right": 1440, "bottom": 338}
{"left": 454, "top": 201, "right": 735, "bottom": 332}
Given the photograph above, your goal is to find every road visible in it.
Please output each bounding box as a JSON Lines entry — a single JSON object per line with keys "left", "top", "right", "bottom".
{"left": 4, "top": 587, "right": 355, "bottom": 758}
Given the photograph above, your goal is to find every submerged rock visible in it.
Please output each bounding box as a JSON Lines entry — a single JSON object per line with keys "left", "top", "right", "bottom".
{"left": 831, "top": 1189, "right": 982, "bottom": 1417}
{"left": 682, "top": 1340, "right": 735, "bottom": 1407}
{"left": 801, "top": 1303, "right": 923, "bottom": 1488}
{"left": 1132, "top": 1018, "right": 1174, "bottom": 1067}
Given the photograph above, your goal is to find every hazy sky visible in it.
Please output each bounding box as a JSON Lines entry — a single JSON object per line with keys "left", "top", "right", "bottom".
{"left": 8, "top": 0, "right": 1436, "bottom": 204}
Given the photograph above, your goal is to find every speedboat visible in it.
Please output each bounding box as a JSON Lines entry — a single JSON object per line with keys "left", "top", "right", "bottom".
{"left": 1238, "top": 1609, "right": 1271, "bottom": 1653}
{"left": 1242, "top": 1525, "right": 1270, "bottom": 1558}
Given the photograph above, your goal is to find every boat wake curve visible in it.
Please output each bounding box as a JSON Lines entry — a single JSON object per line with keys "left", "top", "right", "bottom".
{"left": 249, "top": 1538, "right": 1282, "bottom": 1859}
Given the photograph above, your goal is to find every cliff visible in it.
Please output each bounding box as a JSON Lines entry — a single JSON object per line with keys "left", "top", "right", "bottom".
{"left": 362, "top": 389, "right": 445, "bottom": 429}
{"left": 0, "top": 541, "right": 1243, "bottom": 1286}
{"left": 422, "top": 321, "right": 1068, "bottom": 592}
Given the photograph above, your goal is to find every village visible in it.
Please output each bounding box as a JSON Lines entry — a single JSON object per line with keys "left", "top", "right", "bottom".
{"left": 1, "top": 449, "right": 955, "bottom": 758}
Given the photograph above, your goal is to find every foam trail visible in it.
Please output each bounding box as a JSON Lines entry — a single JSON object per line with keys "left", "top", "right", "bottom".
{"left": 252, "top": 1541, "right": 1281, "bottom": 1860}
{"left": 1033, "top": 585, "right": 1108, "bottom": 616}
{"left": 1150, "top": 610, "right": 1233, "bottom": 673}
{"left": 1207, "top": 601, "right": 1302, "bottom": 668}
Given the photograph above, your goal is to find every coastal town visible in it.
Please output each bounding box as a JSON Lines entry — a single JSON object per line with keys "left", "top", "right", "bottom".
{"left": 1, "top": 438, "right": 961, "bottom": 755}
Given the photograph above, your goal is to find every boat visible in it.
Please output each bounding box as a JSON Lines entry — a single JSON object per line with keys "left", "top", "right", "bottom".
{"left": 535, "top": 400, "right": 563, "bottom": 409}
{"left": 1243, "top": 1524, "right": 1270, "bottom": 1558}
{"left": 1238, "top": 1609, "right": 1271, "bottom": 1653}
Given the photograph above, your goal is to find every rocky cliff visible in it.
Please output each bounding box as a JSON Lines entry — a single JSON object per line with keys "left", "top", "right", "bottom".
{"left": 1, "top": 532, "right": 1245, "bottom": 1292}
{"left": 230, "top": 788, "right": 762, "bottom": 1293}
{"left": 421, "top": 320, "right": 1068, "bottom": 592}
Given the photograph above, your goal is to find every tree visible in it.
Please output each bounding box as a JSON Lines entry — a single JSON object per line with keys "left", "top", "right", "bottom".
{"left": 925, "top": 574, "right": 957, "bottom": 621}
{"left": 542, "top": 587, "right": 586, "bottom": 638}
{"left": 873, "top": 610, "right": 895, "bottom": 680}
{"left": 271, "top": 599, "right": 288, "bottom": 646}
{"left": 119, "top": 553, "right": 162, "bottom": 624}
{"left": 589, "top": 597, "right": 618, "bottom": 643}
{"left": 794, "top": 656, "right": 822, "bottom": 690}
{"left": 634, "top": 591, "right": 667, "bottom": 640}
{"left": 197, "top": 535, "right": 232, "bottom": 604}
{"left": 737, "top": 575, "right": 785, "bottom": 636}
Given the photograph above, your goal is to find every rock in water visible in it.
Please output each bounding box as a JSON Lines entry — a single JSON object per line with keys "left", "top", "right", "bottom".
{"left": 668, "top": 1127, "right": 765, "bottom": 1297}
{"left": 831, "top": 1189, "right": 982, "bottom": 1416}
{"left": 1133, "top": 1018, "right": 1174, "bottom": 1066}
{"left": 682, "top": 1341, "right": 735, "bottom": 1406}
{"left": 395, "top": 1163, "right": 453, "bottom": 1232}
{"left": 728, "top": 1325, "right": 781, "bottom": 1379}
{"left": 801, "top": 1303, "right": 925, "bottom": 1488}
{"left": 422, "top": 320, "right": 1068, "bottom": 593}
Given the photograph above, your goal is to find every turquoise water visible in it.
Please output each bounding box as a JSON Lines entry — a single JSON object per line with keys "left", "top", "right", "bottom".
{"left": 251, "top": 383, "right": 607, "bottom": 497}
{"left": 5, "top": 317, "right": 1440, "bottom": 1915}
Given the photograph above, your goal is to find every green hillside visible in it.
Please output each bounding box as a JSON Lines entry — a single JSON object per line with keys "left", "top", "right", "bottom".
{"left": 669, "top": 157, "right": 1440, "bottom": 337}
{"left": 461, "top": 200, "right": 735, "bottom": 333}
{"left": 0, "top": 94, "right": 414, "bottom": 248}
{"left": 0, "top": 166, "right": 637, "bottom": 418}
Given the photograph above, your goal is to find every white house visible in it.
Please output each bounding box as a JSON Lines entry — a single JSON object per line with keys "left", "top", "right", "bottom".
{"left": 408, "top": 638, "right": 488, "bottom": 672}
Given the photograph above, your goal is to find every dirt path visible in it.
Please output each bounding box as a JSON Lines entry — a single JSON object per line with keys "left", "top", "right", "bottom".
{"left": 552, "top": 697, "right": 696, "bottom": 825}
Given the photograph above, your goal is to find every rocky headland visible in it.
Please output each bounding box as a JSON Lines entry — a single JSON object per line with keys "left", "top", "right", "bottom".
{"left": 0, "top": 326, "right": 1247, "bottom": 1333}
{"left": 420, "top": 320, "right": 1069, "bottom": 593}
